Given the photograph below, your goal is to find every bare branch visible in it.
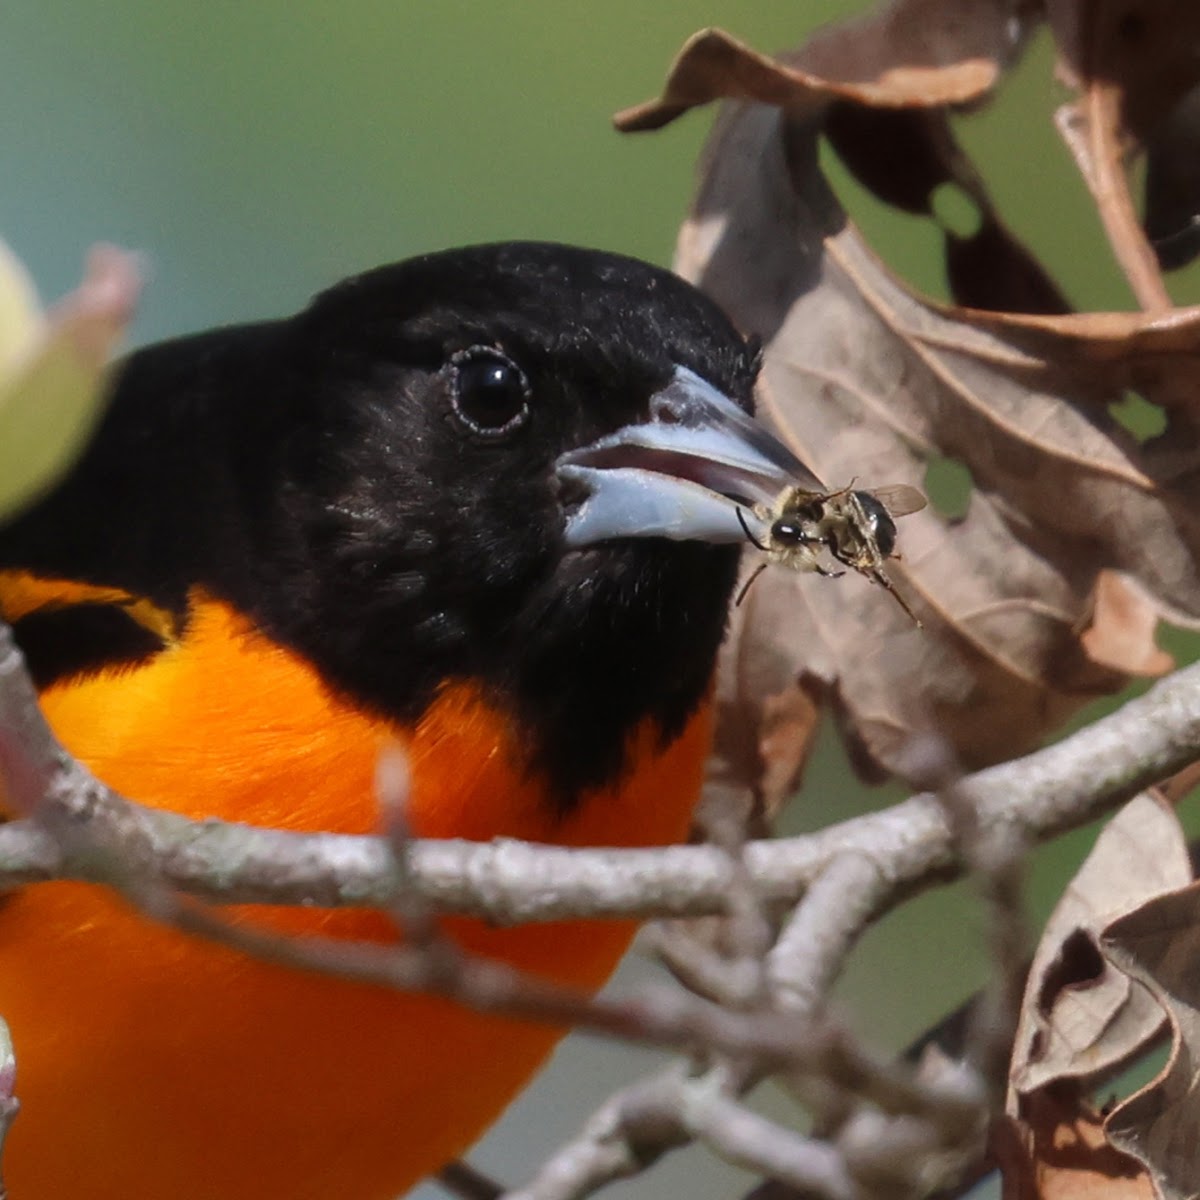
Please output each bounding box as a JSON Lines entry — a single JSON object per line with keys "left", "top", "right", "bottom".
{"left": 505, "top": 1070, "right": 693, "bottom": 1200}
{"left": 680, "top": 1085, "right": 854, "bottom": 1199}
{"left": 2, "top": 623, "right": 1197, "bottom": 1198}
{"left": 766, "top": 852, "right": 886, "bottom": 1019}
{"left": 137, "top": 889, "right": 839, "bottom": 1069}
{"left": 646, "top": 920, "right": 764, "bottom": 1007}
{"left": 506, "top": 1064, "right": 859, "bottom": 1200}
{"left": 907, "top": 735, "right": 1029, "bottom": 1110}
{"left": 5, "top": 623, "right": 1199, "bottom": 929}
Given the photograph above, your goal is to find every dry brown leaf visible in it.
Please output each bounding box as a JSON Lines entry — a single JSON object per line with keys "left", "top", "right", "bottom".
{"left": 615, "top": 1, "right": 1031, "bottom": 133}
{"left": 1048, "top": 0, "right": 1200, "bottom": 303}
{"left": 820, "top": 101, "right": 1071, "bottom": 315}
{"left": 621, "top": 1, "right": 1200, "bottom": 297}
{"left": 996, "top": 1089, "right": 1155, "bottom": 1199}
{"left": 668, "top": 96, "right": 1200, "bottom": 782}
{"left": 701, "top": 567, "right": 825, "bottom": 829}
{"left": 1009, "top": 794, "right": 1189, "bottom": 1102}
{"left": 1080, "top": 571, "right": 1174, "bottom": 677}
{"left": 1048, "top": 0, "right": 1200, "bottom": 134}
{"left": 618, "top": 5, "right": 1200, "bottom": 787}
{"left": 1102, "top": 881, "right": 1200, "bottom": 1199}
{"left": 617, "top": 12, "right": 1064, "bottom": 317}
{"left": 756, "top": 678, "right": 823, "bottom": 824}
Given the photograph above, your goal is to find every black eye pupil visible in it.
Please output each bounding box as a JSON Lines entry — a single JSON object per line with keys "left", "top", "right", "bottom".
{"left": 452, "top": 350, "right": 530, "bottom": 436}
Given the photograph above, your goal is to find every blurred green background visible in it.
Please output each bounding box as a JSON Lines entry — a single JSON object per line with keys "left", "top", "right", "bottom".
{"left": 3, "top": 1, "right": 844, "bottom": 337}
{"left": 3, "top": 3, "right": 1195, "bottom": 1198}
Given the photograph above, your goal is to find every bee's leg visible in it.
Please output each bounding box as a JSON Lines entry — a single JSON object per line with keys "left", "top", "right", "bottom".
{"left": 736, "top": 507, "right": 769, "bottom": 552}
{"left": 814, "top": 563, "right": 846, "bottom": 579}
{"left": 734, "top": 562, "right": 768, "bottom": 606}
{"left": 871, "top": 568, "right": 923, "bottom": 628}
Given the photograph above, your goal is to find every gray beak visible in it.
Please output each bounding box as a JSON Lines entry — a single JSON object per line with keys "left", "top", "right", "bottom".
{"left": 557, "top": 367, "right": 823, "bottom": 547}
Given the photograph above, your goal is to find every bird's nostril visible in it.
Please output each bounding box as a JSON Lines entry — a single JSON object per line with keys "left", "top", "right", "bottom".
{"left": 649, "top": 395, "right": 687, "bottom": 424}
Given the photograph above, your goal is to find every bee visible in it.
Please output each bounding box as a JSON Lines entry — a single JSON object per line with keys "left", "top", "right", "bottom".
{"left": 737, "top": 482, "right": 927, "bottom": 624}
{"left": 598, "top": 364, "right": 927, "bottom": 623}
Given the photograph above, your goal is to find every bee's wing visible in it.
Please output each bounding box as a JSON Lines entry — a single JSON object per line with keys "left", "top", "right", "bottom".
{"left": 870, "top": 485, "right": 928, "bottom": 518}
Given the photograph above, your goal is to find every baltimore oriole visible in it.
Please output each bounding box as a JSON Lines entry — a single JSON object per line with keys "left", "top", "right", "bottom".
{"left": 0, "top": 242, "right": 804, "bottom": 1200}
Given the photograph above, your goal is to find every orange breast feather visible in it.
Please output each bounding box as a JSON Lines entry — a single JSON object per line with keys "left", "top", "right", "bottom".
{"left": 0, "top": 599, "right": 712, "bottom": 1200}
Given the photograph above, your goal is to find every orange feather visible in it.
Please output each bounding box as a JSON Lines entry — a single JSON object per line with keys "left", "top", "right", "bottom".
{"left": 0, "top": 598, "right": 710, "bottom": 1199}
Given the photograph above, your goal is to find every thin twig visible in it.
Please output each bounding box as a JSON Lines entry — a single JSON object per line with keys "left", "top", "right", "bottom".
{"left": 646, "top": 920, "right": 764, "bottom": 1007}
{"left": 141, "top": 891, "right": 830, "bottom": 1069}
{"left": 505, "top": 1070, "right": 692, "bottom": 1200}
{"left": 680, "top": 1085, "right": 855, "bottom": 1200}
{"left": 909, "top": 735, "right": 1028, "bottom": 1110}
{"left": 766, "top": 852, "right": 886, "bottom": 1019}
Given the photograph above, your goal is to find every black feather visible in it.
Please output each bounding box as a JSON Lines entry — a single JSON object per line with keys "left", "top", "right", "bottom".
{"left": 0, "top": 243, "right": 759, "bottom": 805}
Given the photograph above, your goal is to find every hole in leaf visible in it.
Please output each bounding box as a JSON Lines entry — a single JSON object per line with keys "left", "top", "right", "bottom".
{"left": 1108, "top": 390, "right": 1168, "bottom": 442}
{"left": 931, "top": 183, "right": 984, "bottom": 241}
{"left": 923, "top": 455, "right": 973, "bottom": 520}
{"left": 1036, "top": 928, "right": 1106, "bottom": 1015}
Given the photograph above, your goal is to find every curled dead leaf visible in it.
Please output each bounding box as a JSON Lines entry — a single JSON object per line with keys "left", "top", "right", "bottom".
{"left": 995, "top": 1089, "right": 1155, "bottom": 1199}
{"left": 1102, "top": 880, "right": 1200, "bottom": 1200}
{"left": 1080, "top": 572, "right": 1173, "bottom": 678}
{"left": 997, "top": 794, "right": 1189, "bottom": 1195}
{"left": 1009, "top": 794, "right": 1189, "bottom": 1102}
{"left": 615, "top": 2, "right": 1030, "bottom": 134}
{"left": 1049, "top": 0, "right": 1200, "bottom": 295}
{"left": 621, "top": 1, "right": 1200, "bottom": 303}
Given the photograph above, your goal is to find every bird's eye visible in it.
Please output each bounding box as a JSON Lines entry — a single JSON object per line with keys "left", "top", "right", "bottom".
{"left": 449, "top": 347, "right": 531, "bottom": 438}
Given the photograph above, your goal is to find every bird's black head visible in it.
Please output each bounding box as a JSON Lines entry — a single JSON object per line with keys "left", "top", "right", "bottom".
{"left": 2, "top": 243, "right": 815, "bottom": 803}
{"left": 279, "top": 243, "right": 758, "bottom": 604}
{"left": 262, "top": 244, "right": 763, "bottom": 798}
